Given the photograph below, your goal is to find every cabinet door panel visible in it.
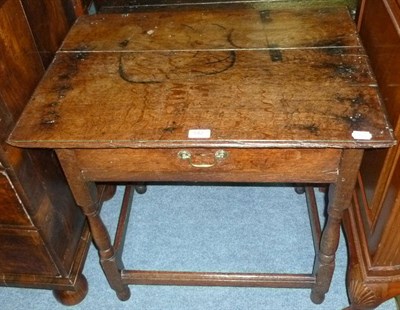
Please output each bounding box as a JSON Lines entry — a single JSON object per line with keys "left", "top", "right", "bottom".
{"left": 0, "top": 171, "right": 32, "bottom": 226}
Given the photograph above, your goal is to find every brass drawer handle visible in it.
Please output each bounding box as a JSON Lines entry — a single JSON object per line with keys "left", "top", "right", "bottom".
{"left": 177, "top": 150, "right": 228, "bottom": 168}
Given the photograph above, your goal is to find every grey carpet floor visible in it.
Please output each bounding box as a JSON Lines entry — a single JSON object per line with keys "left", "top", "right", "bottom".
{"left": 0, "top": 184, "right": 396, "bottom": 309}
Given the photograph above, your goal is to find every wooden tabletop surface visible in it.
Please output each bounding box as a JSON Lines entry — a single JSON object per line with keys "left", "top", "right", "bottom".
{"left": 8, "top": 7, "right": 394, "bottom": 149}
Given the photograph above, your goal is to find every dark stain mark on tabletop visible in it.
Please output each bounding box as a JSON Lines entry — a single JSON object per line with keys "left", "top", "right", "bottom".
{"left": 314, "top": 62, "right": 357, "bottom": 79}
{"left": 335, "top": 64, "right": 357, "bottom": 77}
{"left": 54, "top": 83, "right": 73, "bottom": 99}
{"left": 57, "top": 57, "right": 79, "bottom": 81}
{"left": 324, "top": 47, "right": 347, "bottom": 56}
{"left": 69, "top": 43, "right": 91, "bottom": 60}
{"left": 195, "top": 51, "right": 237, "bottom": 76}
{"left": 118, "top": 51, "right": 236, "bottom": 83}
{"left": 162, "top": 121, "right": 179, "bottom": 134}
{"left": 119, "top": 39, "right": 130, "bottom": 48}
{"left": 349, "top": 112, "right": 364, "bottom": 123}
{"left": 212, "top": 23, "right": 227, "bottom": 30}
{"left": 40, "top": 100, "right": 63, "bottom": 128}
{"left": 75, "top": 51, "right": 89, "bottom": 61}
{"left": 39, "top": 52, "right": 84, "bottom": 127}
{"left": 289, "top": 124, "right": 320, "bottom": 135}
{"left": 350, "top": 94, "right": 366, "bottom": 106}
{"left": 41, "top": 107, "right": 61, "bottom": 127}
{"left": 335, "top": 111, "right": 367, "bottom": 130}
{"left": 268, "top": 44, "right": 283, "bottom": 62}
{"left": 118, "top": 54, "right": 164, "bottom": 84}
{"left": 181, "top": 23, "right": 196, "bottom": 31}
{"left": 259, "top": 10, "right": 272, "bottom": 23}
{"left": 336, "top": 94, "right": 366, "bottom": 106}
{"left": 303, "top": 124, "right": 320, "bottom": 134}
{"left": 58, "top": 73, "right": 72, "bottom": 80}
{"left": 227, "top": 29, "right": 242, "bottom": 49}
{"left": 313, "top": 38, "right": 347, "bottom": 55}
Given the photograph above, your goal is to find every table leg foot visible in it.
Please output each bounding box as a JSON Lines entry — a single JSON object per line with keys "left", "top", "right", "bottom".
{"left": 134, "top": 183, "right": 147, "bottom": 194}
{"left": 53, "top": 274, "right": 88, "bottom": 306}
{"left": 310, "top": 290, "right": 325, "bottom": 304}
{"left": 116, "top": 286, "right": 131, "bottom": 301}
{"left": 295, "top": 186, "right": 306, "bottom": 194}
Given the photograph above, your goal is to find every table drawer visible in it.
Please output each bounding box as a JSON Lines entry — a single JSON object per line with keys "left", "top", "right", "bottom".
{"left": 76, "top": 148, "right": 341, "bottom": 183}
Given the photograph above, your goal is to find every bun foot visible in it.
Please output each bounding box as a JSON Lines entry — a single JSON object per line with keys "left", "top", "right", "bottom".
{"left": 116, "top": 286, "right": 131, "bottom": 301}
{"left": 53, "top": 274, "right": 88, "bottom": 306}
{"left": 295, "top": 186, "right": 306, "bottom": 194}
{"left": 310, "top": 290, "right": 325, "bottom": 304}
{"left": 134, "top": 184, "right": 147, "bottom": 194}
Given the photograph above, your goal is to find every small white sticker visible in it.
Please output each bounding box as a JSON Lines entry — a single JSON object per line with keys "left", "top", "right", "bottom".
{"left": 188, "top": 129, "right": 211, "bottom": 139}
{"left": 352, "top": 131, "right": 372, "bottom": 140}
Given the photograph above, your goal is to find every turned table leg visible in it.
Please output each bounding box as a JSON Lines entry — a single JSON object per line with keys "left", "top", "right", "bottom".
{"left": 56, "top": 150, "right": 131, "bottom": 301}
{"left": 311, "top": 149, "right": 364, "bottom": 304}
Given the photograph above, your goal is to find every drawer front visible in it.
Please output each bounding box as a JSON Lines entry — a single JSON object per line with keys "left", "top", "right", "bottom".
{"left": 0, "top": 171, "right": 33, "bottom": 226}
{"left": 0, "top": 228, "right": 59, "bottom": 275}
{"left": 76, "top": 148, "right": 341, "bottom": 183}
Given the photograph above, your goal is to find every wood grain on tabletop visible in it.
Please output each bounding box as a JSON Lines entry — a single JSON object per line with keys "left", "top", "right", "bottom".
{"left": 8, "top": 7, "right": 394, "bottom": 149}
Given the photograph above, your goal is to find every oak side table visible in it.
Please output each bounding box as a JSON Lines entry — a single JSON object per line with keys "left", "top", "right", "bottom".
{"left": 8, "top": 6, "right": 394, "bottom": 305}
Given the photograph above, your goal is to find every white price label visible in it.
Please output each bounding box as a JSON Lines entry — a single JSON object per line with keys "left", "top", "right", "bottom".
{"left": 188, "top": 129, "right": 211, "bottom": 139}
{"left": 352, "top": 131, "right": 372, "bottom": 140}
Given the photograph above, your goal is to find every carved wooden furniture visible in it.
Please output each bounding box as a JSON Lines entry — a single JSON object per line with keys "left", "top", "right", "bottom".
{"left": 8, "top": 5, "right": 394, "bottom": 306}
{"left": 341, "top": 0, "right": 400, "bottom": 309}
{"left": 0, "top": 0, "right": 98, "bottom": 305}
{"left": 0, "top": 0, "right": 87, "bottom": 303}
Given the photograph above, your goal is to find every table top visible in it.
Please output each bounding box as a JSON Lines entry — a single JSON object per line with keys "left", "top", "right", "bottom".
{"left": 8, "top": 7, "right": 394, "bottom": 149}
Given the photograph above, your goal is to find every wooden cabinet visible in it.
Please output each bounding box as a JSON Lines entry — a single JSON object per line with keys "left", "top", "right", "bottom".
{"left": 343, "top": 0, "right": 400, "bottom": 308}
{"left": 0, "top": 0, "right": 90, "bottom": 305}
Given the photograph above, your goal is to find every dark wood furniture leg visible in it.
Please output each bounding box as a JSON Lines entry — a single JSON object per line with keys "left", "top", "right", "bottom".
{"left": 56, "top": 149, "right": 131, "bottom": 301}
{"left": 134, "top": 183, "right": 147, "bottom": 194}
{"left": 52, "top": 274, "right": 89, "bottom": 306}
{"left": 311, "top": 149, "right": 364, "bottom": 304}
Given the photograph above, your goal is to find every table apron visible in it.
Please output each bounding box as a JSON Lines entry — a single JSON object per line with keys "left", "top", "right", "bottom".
{"left": 73, "top": 148, "right": 341, "bottom": 183}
